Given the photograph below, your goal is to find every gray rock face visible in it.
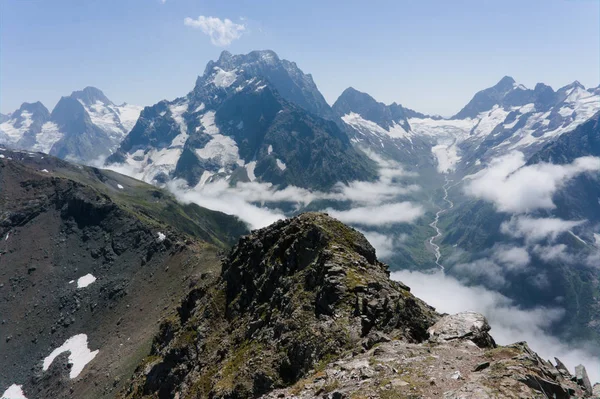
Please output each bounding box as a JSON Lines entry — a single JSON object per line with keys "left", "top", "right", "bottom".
{"left": 427, "top": 311, "right": 496, "bottom": 348}
{"left": 576, "top": 364, "right": 593, "bottom": 394}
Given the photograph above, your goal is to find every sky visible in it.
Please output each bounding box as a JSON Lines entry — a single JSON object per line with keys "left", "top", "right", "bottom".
{"left": 1, "top": 0, "right": 599, "bottom": 116}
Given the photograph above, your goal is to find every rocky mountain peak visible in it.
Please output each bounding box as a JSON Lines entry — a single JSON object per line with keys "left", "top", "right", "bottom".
{"left": 494, "top": 75, "right": 517, "bottom": 91}
{"left": 453, "top": 76, "right": 530, "bottom": 119}
{"left": 17, "top": 101, "right": 50, "bottom": 117}
{"left": 120, "top": 212, "right": 596, "bottom": 399}
{"left": 121, "top": 212, "right": 439, "bottom": 398}
{"left": 333, "top": 86, "right": 411, "bottom": 131}
{"left": 198, "top": 50, "right": 334, "bottom": 120}
{"left": 70, "top": 86, "right": 114, "bottom": 106}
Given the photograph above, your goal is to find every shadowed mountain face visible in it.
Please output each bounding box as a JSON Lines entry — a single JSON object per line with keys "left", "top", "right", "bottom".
{"left": 0, "top": 88, "right": 142, "bottom": 163}
{"left": 0, "top": 148, "right": 248, "bottom": 399}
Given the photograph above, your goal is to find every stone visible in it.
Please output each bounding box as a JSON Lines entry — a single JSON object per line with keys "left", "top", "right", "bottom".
{"left": 575, "top": 364, "right": 593, "bottom": 393}
{"left": 428, "top": 311, "right": 496, "bottom": 348}
{"left": 593, "top": 383, "right": 600, "bottom": 397}
{"left": 554, "top": 357, "right": 571, "bottom": 377}
{"left": 473, "top": 362, "right": 490, "bottom": 372}
{"left": 390, "top": 379, "right": 409, "bottom": 387}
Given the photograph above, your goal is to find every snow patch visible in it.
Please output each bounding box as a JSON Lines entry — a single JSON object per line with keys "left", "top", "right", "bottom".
{"left": 77, "top": 274, "right": 96, "bottom": 288}
{"left": 1, "top": 384, "right": 28, "bottom": 399}
{"left": 195, "top": 111, "right": 242, "bottom": 168}
{"left": 117, "top": 184, "right": 124, "bottom": 189}
{"left": 169, "top": 101, "right": 189, "bottom": 147}
{"left": 342, "top": 112, "right": 412, "bottom": 141}
{"left": 43, "top": 334, "right": 99, "bottom": 379}
{"left": 212, "top": 67, "right": 237, "bottom": 88}
{"left": 194, "top": 103, "right": 205, "bottom": 113}
{"left": 267, "top": 145, "right": 273, "bottom": 155}
{"left": 40, "top": 169, "right": 49, "bottom": 173}
{"left": 276, "top": 159, "right": 287, "bottom": 171}
{"left": 246, "top": 161, "right": 257, "bottom": 181}
{"left": 157, "top": 232, "right": 166, "bottom": 242}
{"left": 33, "top": 122, "right": 63, "bottom": 153}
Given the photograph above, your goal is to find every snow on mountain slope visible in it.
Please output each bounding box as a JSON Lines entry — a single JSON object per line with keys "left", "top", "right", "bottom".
{"left": 342, "top": 112, "right": 412, "bottom": 141}
{"left": 406, "top": 79, "right": 600, "bottom": 173}
{"left": 0, "top": 88, "right": 141, "bottom": 162}
{"left": 82, "top": 100, "right": 143, "bottom": 145}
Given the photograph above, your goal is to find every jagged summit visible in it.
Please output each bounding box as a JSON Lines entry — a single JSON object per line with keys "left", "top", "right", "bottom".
{"left": 494, "top": 75, "right": 517, "bottom": 90}
{"left": 198, "top": 49, "right": 333, "bottom": 120}
{"left": 70, "top": 86, "right": 114, "bottom": 106}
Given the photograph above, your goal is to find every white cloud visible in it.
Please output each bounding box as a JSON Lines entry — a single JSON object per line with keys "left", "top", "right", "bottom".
{"left": 326, "top": 201, "right": 424, "bottom": 227}
{"left": 167, "top": 180, "right": 284, "bottom": 230}
{"left": 453, "top": 258, "right": 508, "bottom": 288}
{"left": 464, "top": 152, "right": 600, "bottom": 213}
{"left": 500, "top": 216, "right": 584, "bottom": 243}
{"left": 391, "top": 270, "right": 600, "bottom": 383}
{"left": 184, "top": 16, "right": 246, "bottom": 46}
{"left": 492, "top": 245, "right": 530, "bottom": 269}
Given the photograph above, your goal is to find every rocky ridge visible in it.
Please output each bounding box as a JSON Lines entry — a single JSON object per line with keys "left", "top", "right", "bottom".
{"left": 120, "top": 213, "right": 597, "bottom": 399}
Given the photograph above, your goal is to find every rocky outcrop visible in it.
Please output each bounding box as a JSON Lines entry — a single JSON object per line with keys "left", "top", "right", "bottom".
{"left": 119, "top": 212, "right": 596, "bottom": 399}
{"left": 428, "top": 311, "right": 496, "bottom": 348}
{"left": 120, "top": 213, "right": 439, "bottom": 398}
{"left": 264, "top": 330, "right": 589, "bottom": 399}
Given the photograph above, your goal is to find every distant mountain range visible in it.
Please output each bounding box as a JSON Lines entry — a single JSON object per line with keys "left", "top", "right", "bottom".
{"left": 0, "top": 87, "right": 142, "bottom": 162}
{"left": 3, "top": 50, "right": 598, "bottom": 188}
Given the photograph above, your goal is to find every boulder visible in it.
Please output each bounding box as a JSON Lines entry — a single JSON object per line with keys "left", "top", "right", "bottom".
{"left": 427, "top": 311, "right": 496, "bottom": 348}
{"left": 575, "top": 364, "right": 593, "bottom": 393}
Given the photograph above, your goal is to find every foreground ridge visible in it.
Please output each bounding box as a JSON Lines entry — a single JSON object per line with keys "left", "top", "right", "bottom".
{"left": 120, "top": 212, "right": 596, "bottom": 399}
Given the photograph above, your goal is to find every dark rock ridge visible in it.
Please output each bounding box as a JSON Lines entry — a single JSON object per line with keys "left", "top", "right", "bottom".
{"left": 119, "top": 212, "right": 593, "bottom": 399}
{"left": 0, "top": 148, "right": 247, "bottom": 399}
{"left": 50, "top": 95, "right": 114, "bottom": 161}
{"left": 332, "top": 87, "right": 413, "bottom": 132}
{"left": 332, "top": 86, "right": 437, "bottom": 168}
{"left": 120, "top": 213, "right": 439, "bottom": 398}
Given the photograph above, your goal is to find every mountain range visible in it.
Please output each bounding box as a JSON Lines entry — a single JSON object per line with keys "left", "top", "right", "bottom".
{"left": 0, "top": 87, "right": 142, "bottom": 162}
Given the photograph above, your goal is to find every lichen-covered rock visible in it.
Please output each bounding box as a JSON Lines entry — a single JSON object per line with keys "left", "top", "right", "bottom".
{"left": 428, "top": 311, "right": 496, "bottom": 348}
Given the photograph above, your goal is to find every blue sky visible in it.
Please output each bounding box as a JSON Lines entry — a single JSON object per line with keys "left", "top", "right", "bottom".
{"left": 1, "top": 0, "right": 599, "bottom": 116}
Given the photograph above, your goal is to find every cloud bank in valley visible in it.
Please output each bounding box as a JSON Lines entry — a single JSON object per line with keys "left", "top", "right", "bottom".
{"left": 463, "top": 152, "right": 600, "bottom": 213}
{"left": 153, "top": 151, "right": 425, "bottom": 230}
